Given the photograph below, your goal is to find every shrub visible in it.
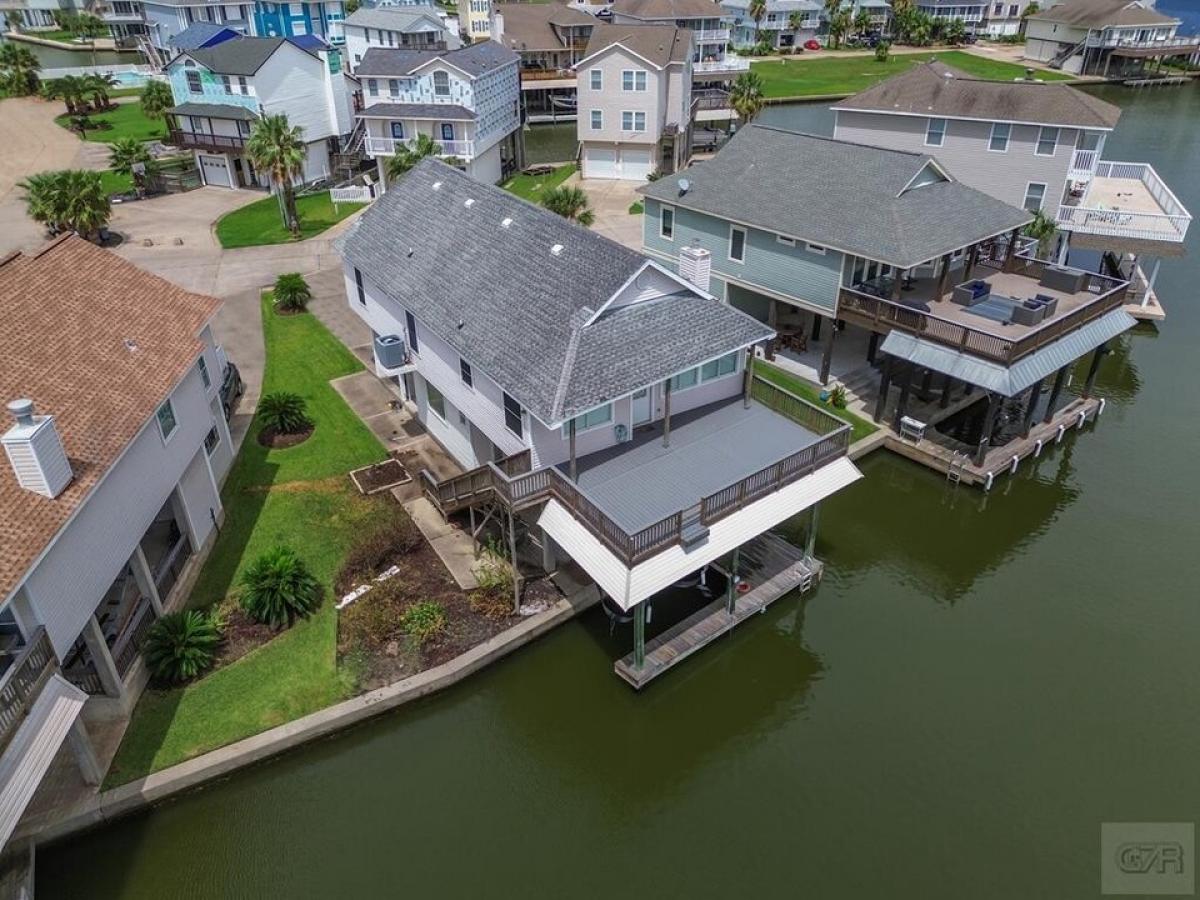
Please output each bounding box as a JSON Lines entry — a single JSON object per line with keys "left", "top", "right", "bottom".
{"left": 400, "top": 601, "right": 447, "bottom": 646}
{"left": 273, "top": 272, "right": 313, "bottom": 312}
{"left": 874, "top": 40, "right": 891, "bottom": 61}
{"left": 143, "top": 609, "right": 222, "bottom": 684}
{"left": 258, "top": 391, "right": 312, "bottom": 435}
{"left": 336, "top": 517, "right": 422, "bottom": 592}
{"left": 830, "top": 384, "right": 848, "bottom": 409}
{"left": 240, "top": 545, "right": 322, "bottom": 628}
{"left": 474, "top": 538, "right": 514, "bottom": 596}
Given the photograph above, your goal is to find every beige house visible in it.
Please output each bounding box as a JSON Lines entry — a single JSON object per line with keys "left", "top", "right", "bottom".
{"left": 1024, "top": 0, "right": 1198, "bottom": 76}
{"left": 575, "top": 23, "right": 694, "bottom": 180}
{"left": 493, "top": 2, "right": 596, "bottom": 121}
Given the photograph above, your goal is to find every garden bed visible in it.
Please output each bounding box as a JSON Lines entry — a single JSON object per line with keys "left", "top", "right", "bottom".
{"left": 257, "top": 423, "right": 315, "bottom": 449}
{"left": 349, "top": 458, "right": 411, "bottom": 495}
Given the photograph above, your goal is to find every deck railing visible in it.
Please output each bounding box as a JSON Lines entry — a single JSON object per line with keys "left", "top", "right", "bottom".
{"left": 167, "top": 128, "right": 248, "bottom": 152}
{"left": 363, "top": 135, "right": 476, "bottom": 160}
{"left": 0, "top": 627, "right": 56, "bottom": 756}
{"left": 694, "top": 57, "right": 749, "bottom": 73}
{"left": 1085, "top": 32, "right": 1199, "bottom": 50}
{"left": 424, "top": 386, "right": 849, "bottom": 566}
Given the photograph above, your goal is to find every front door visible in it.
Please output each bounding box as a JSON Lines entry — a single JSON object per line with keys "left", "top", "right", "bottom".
{"left": 632, "top": 388, "right": 651, "bottom": 426}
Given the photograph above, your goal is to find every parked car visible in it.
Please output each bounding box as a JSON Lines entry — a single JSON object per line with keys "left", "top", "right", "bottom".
{"left": 803, "top": 39, "right": 821, "bottom": 50}
{"left": 220, "top": 362, "right": 243, "bottom": 421}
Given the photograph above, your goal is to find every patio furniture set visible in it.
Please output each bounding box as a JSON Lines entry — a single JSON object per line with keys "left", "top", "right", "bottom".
{"left": 950, "top": 269, "right": 1072, "bottom": 327}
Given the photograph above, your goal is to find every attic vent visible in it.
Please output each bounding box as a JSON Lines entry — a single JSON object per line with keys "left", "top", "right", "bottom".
{"left": 2, "top": 399, "right": 73, "bottom": 499}
{"left": 432, "top": 181, "right": 443, "bottom": 191}
{"left": 550, "top": 244, "right": 564, "bottom": 256}
{"left": 501, "top": 217, "right": 513, "bottom": 229}
{"left": 464, "top": 198, "right": 475, "bottom": 208}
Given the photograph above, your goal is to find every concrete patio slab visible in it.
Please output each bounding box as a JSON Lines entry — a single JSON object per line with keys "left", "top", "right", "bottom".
{"left": 566, "top": 174, "right": 644, "bottom": 250}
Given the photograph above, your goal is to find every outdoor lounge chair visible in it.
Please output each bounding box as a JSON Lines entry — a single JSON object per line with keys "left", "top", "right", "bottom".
{"left": 952, "top": 279, "right": 991, "bottom": 307}
{"left": 1034, "top": 293, "right": 1059, "bottom": 317}
{"left": 1011, "top": 299, "right": 1046, "bottom": 326}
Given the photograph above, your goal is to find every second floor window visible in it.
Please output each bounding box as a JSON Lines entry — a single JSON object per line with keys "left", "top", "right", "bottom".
{"left": 989, "top": 122, "right": 1011, "bottom": 152}
{"left": 221, "top": 74, "right": 232, "bottom": 93}
{"left": 590, "top": 69, "right": 602, "bottom": 90}
{"left": 660, "top": 204, "right": 674, "bottom": 239}
{"left": 621, "top": 69, "right": 646, "bottom": 91}
{"left": 1036, "top": 126, "right": 1059, "bottom": 156}
{"left": 728, "top": 225, "right": 746, "bottom": 263}
{"left": 460, "top": 358, "right": 473, "bottom": 387}
{"left": 391, "top": 121, "right": 405, "bottom": 139}
{"left": 186, "top": 70, "right": 202, "bottom": 93}
{"left": 388, "top": 78, "right": 399, "bottom": 95}
{"left": 621, "top": 110, "right": 646, "bottom": 132}
{"left": 367, "top": 78, "right": 378, "bottom": 96}
{"left": 405, "top": 310, "right": 419, "bottom": 352}
{"left": 503, "top": 392, "right": 523, "bottom": 437}
{"left": 925, "top": 117, "right": 946, "bottom": 147}
{"left": 1023, "top": 182, "right": 1047, "bottom": 212}
{"left": 590, "top": 109, "right": 602, "bottom": 130}
{"left": 156, "top": 399, "right": 178, "bottom": 441}
{"left": 354, "top": 267, "right": 365, "bottom": 305}
{"left": 198, "top": 355, "right": 211, "bottom": 389}
{"left": 433, "top": 70, "right": 450, "bottom": 96}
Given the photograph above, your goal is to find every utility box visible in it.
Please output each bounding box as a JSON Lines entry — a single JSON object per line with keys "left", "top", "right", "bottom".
{"left": 374, "top": 334, "right": 406, "bottom": 369}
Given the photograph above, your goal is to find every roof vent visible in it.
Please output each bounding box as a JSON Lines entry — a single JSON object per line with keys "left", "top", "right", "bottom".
{"left": 678, "top": 246, "right": 711, "bottom": 293}
{"left": 501, "top": 217, "right": 513, "bottom": 229}
{"left": 124, "top": 338, "right": 139, "bottom": 352}
{"left": 677, "top": 177, "right": 690, "bottom": 195}
{"left": 432, "top": 181, "right": 443, "bottom": 191}
{"left": 550, "top": 244, "right": 564, "bottom": 256}
{"left": 464, "top": 198, "right": 475, "bottom": 208}
{"left": 2, "top": 399, "right": 73, "bottom": 499}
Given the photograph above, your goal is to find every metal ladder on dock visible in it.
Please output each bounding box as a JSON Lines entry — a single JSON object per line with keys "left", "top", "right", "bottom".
{"left": 946, "top": 452, "right": 967, "bottom": 485}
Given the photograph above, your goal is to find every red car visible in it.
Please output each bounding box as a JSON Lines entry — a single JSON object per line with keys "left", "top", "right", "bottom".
{"left": 803, "top": 39, "right": 822, "bottom": 51}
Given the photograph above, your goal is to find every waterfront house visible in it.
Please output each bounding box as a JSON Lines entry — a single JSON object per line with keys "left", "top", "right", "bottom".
{"left": 915, "top": 0, "right": 988, "bottom": 34}
{"left": 338, "top": 158, "right": 861, "bottom": 682}
{"left": 357, "top": 41, "right": 522, "bottom": 185}
{"left": 493, "top": 1, "right": 596, "bottom": 123}
{"left": 0, "top": 237, "right": 231, "bottom": 851}
{"left": 722, "top": 0, "right": 823, "bottom": 51}
{"left": 1023, "top": 0, "right": 1199, "bottom": 76}
{"left": 574, "top": 23, "right": 694, "bottom": 180}
{"left": 163, "top": 36, "right": 357, "bottom": 189}
{"left": 831, "top": 60, "right": 1192, "bottom": 315}
{"left": 343, "top": 5, "right": 461, "bottom": 71}
{"left": 463, "top": 0, "right": 496, "bottom": 41}
{"left": 609, "top": 0, "right": 748, "bottom": 77}
{"left": 638, "top": 124, "right": 1136, "bottom": 481}
{"left": 982, "top": 0, "right": 1035, "bottom": 37}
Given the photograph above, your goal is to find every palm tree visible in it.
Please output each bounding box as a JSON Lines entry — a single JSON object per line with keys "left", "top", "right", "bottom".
{"left": 140, "top": 79, "right": 174, "bottom": 121}
{"left": 385, "top": 132, "right": 442, "bottom": 181}
{"left": 41, "top": 77, "right": 85, "bottom": 115}
{"left": 729, "top": 70, "right": 766, "bottom": 123}
{"left": 246, "top": 113, "right": 306, "bottom": 237}
{"left": 0, "top": 42, "right": 42, "bottom": 96}
{"left": 891, "top": 0, "right": 913, "bottom": 14}
{"left": 1022, "top": 208, "right": 1057, "bottom": 256}
{"left": 853, "top": 7, "right": 872, "bottom": 35}
{"left": 822, "top": 0, "right": 842, "bottom": 37}
{"left": 943, "top": 17, "right": 966, "bottom": 45}
{"left": 19, "top": 170, "right": 112, "bottom": 240}
{"left": 273, "top": 273, "right": 313, "bottom": 312}
{"left": 4, "top": 11, "right": 22, "bottom": 33}
{"left": 541, "top": 186, "right": 595, "bottom": 227}
{"left": 829, "top": 7, "right": 853, "bottom": 47}
{"left": 748, "top": 0, "right": 767, "bottom": 42}
{"left": 108, "top": 137, "right": 154, "bottom": 194}
{"left": 83, "top": 72, "right": 116, "bottom": 110}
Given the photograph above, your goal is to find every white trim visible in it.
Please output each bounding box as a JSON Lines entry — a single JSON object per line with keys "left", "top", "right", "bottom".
{"left": 924, "top": 116, "right": 946, "bottom": 147}
{"left": 1022, "top": 180, "right": 1048, "bottom": 212}
{"left": 660, "top": 203, "right": 675, "bottom": 241}
{"left": 828, "top": 104, "right": 1114, "bottom": 133}
{"left": 590, "top": 108, "right": 602, "bottom": 130}
{"left": 589, "top": 68, "right": 602, "bottom": 90}
{"left": 728, "top": 223, "right": 746, "bottom": 263}
{"left": 581, "top": 259, "right": 713, "bottom": 328}
{"left": 573, "top": 42, "right": 668, "bottom": 72}
{"left": 620, "top": 68, "right": 647, "bottom": 92}
{"left": 988, "top": 121, "right": 1011, "bottom": 153}
{"left": 1035, "top": 125, "right": 1059, "bottom": 157}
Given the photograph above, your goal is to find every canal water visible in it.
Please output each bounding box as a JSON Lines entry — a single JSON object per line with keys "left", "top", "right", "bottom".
{"left": 39, "top": 85, "right": 1200, "bottom": 899}
{"left": 0, "top": 35, "right": 134, "bottom": 69}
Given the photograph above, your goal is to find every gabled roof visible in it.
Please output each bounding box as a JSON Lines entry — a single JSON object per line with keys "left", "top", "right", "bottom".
{"left": 168, "top": 22, "right": 239, "bottom": 50}
{"left": 175, "top": 36, "right": 298, "bottom": 76}
{"left": 578, "top": 22, "right": 691, "bottom": 68}
{"left": 168, "top": 101, "right": 260, "bottom": 120}
{"left": 610, "top": 0, "right": 728, "bottom": 20}
{"left": 287, "top": 34, "right": 330, "bottom": 52}
{"left": 1028, "top": 0, "right": 1177, "bottom": 28}
{"left": 355, "top": 40, "right": 517, "bottom": 77}
{"left": 344, "top": 6, "right": 446, "bottom": 32}
{"left": 833, "top": 60, "right": 1122, "bottom": 129}
{"left": 0, "top": 237, "right": 220, "bottom": 604}
{"left": 339, "top": 160, "right": 771, "bottom": 425}
{"left": 638, "top": 124, "right": 1032, "bottom": 268}
{"left": 494, "top": 2, "right": 595, "bottom": 52}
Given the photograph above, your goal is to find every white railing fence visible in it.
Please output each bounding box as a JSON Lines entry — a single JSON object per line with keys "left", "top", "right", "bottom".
{"left": 1069, "top": 148, "right": 1099, "bottom": 176}
{"left": 331, "top": 185, "right": 374, "bottom": 204}
{"left": 694, "top": 57, "right": 750, "bottom": 73}
{"left": 364, "top": 135, "right": 475, "bottom": 159}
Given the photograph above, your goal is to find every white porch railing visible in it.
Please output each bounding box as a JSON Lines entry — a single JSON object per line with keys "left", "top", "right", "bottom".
{"left": 1068, "top": 148, "right": 1099, "bottom": 180}
{"left": 694, "top": 57, "right": 750, "bottom": 73}
{"left": 692, "top": 28, "right": 730, "bottom": 43}
{"left": 1085, "top": 32, "right": 1198, "bottom": 50}
{"left": 331, "top": 185, "right": 374, "bottom": 204}
{"left": 364, "top": 135, "right": 476, "bottom": 160}
{"left": 1057, "top": 160, "right": 1192, "bottom": 243}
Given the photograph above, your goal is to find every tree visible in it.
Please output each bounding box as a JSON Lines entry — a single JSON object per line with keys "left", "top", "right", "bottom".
{"left": 240, "top": 546, "right": 322, "bottom": 629}
{"left": 345, "top": 0, "right": 360, "bottom": 12}
{"left": 943, "top": 17, "right": 967, "bottom": 45}
{"left": 143, "top": 610, "right": 222, "bottom": 684}
{"left": 258, "top": 392, "right": 312, "bottom": 434}
{"left": 875, "top": 40, "right": 891, "bottom": 61}
{"left": 385, "top": 132, "right": 442, "bottom": 181}
{"left": 83, "top": 72, "right": 116, "bottom": 110}
{"left": 749, "top": 0, "right": 767, "bottom": 42}
{"left": 4, "top": 10, "right": 22, "bottom": 33}
{"left": 245, "top": 113, "right": 306, "bottom": 237}
{"left": 541, "top": 185, "right": 595, "bottom": 227}
{"left": 273, "top": 272, "right": 313, "bottom": 312}
{"left": 788, "top": 10, "right": 805, "bottom": 37}
{"left": 895, "top": 7, "right": 932, "bottom": 44}
{"left": 854, "top": 7, "right": 872, "bottom": 35}
{"left": 0, "top": 42, "right": 41, "bottom": 96}
{"left": 829, "top": 8, "right": 853, "bottom": 47}
{"left": 1022, "top": 208, "right": 1057, "bottom": 256}
{"left": 729, "top": 70, "right": 766, "bottom": 123}
{"left": 140, "top": 79, "right": 174, "bottom": 121}
{"left": 108, "top": 137, "right": 155, "bottom": 195}
{"left": 41, "top": 75, "right": 88, "bottom": 115}
{"left": 19, "top": 169, "right": 112, "bottom": 239}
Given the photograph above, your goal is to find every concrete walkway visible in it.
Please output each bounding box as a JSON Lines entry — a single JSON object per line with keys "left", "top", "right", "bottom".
{"left": 567, "top": 174, "right": 643, "bottom": 250}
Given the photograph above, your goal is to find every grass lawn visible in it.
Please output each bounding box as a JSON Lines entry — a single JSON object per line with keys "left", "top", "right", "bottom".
{"left": 755, "top": 360, "right": 878, "bottom": 443}
{"left": 501, "top": 163, "right": 576, "bottom": 203}
{"left": 215, "top": 191, "right": 365, "bottom": 249}
{"left": 752, "top": 50, "right": 1073, "bottom": 99}
{"left": 104, "top": 296, "right": 390, "bottom": 787}
{"left": 55, "top": 99, "right": 167, "bottom": 143}
{"left": 99, "top": 169, "right": 132, "bottom": 195}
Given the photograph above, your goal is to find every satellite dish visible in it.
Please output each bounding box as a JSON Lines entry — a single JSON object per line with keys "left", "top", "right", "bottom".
{"left": 677, "top": 177, "right": 690, "bottom": 194}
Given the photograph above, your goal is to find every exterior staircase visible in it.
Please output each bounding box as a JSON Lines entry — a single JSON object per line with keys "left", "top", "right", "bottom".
{"left": 1049, "top": 39, "right": 1085, "bottom": 70}
{"left": 135, "top": 35, "right": 165, "bottom": 71}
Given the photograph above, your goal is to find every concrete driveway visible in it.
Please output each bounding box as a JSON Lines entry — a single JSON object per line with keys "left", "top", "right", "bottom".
{"left": 566, "top": 174, "right": 644, "bottom": 250}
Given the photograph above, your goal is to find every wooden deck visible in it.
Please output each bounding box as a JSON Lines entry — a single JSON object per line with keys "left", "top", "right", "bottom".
{"left": 614, "top": 533, "right": 821, "bottom": 690}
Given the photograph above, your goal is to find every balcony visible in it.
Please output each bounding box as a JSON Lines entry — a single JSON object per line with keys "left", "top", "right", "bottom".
{"left": 1085, "top": 32, "right": 1200, "bottom": 51}
{"left": 1068, "top": 147, "right": 1100, "bottom": 182}
{"left": 168, "top": 127, "right": 248, "bottom": 153}
{"left": 1058, "top": 160, "right": 1192, "bottom": 243}
{"left": 0, "top": 628, "right": 55, "bottom": 756}
{"left": 837, "top": 243, "right": 1130, "bottom": 366}
{"left": 692, "top": 28, "right": 730, "bottom": 43}
{"left": 694, "top": 56, "right": 750, "bottom": 74}
{"left": 364, "top": 135, "right": 475, "bottom": 160}
{"left": 177, "top": 87, "right": 259, "bottom": 113}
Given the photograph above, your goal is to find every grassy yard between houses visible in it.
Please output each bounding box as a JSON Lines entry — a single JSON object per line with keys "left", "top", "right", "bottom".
{"left": 501, "top": 163, "right": 576, "bottom": 203}
{"left": 755, "top": 360, "right": 878, "bottom": 444}
{"left": 751, "top": 50, "right": 1073, "bottom": 99}
{"left": 54, "top": 99, "right": 167, "bottom": 143}
{"left": 215, "top": 191, "right": 365, "bottom": 249}
{"left": 104, "top": 295, "right": 390, "bottom": 787}
{"left": 99, "top": 169, "right": 132, "bottom": 195}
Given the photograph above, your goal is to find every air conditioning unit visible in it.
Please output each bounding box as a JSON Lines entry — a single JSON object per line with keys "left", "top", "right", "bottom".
{"left": 374, "top": 334, "right": 407, "bottom": 369}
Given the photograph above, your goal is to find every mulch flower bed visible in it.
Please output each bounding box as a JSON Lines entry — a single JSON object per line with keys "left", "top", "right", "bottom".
{"left": 349, "top": 458, "right": 411, "bottom": 495}
{"left": 212, "top": 604, "right": 281, "bottom": 669}
{"left": 257, "top": 423, "right": 315, "bottom": 449}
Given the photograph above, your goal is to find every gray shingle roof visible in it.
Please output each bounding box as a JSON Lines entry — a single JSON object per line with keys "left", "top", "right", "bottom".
{"left": 833, "top": 60, "right": 1123, "bottom": 129}
{"left": 581, "top": 23, "right": 692, "bottom": 67}
{"left": 1028, "top": 0, "right": 1177, "bottom": 29}
{"left": 355, "top": 40, "right": 518, "bottom": 77}
{"left": 639, "top": 124, "right": 1033, "bottom": 268}
{"left": 179, "top": 37, "right": 293, "bottom": 75}
{"left": 610, "top": 0, "right": 729, "bottom": 20}
{"left": 168, "top": 23, "right": 237, "bottom": 50}
{"left": 168, "top": 101, "right": 259, "bottom": 120}
{"left": 494, "top": 2, "right": 595, "bottom": 52}
{"left": 357, "top": 101, "right": 474, "bottom": 119}
{"left": 344, "top": 6, "right": 445, "bottom": 31}
{"left": 339, "top": 159, "right": 771, "bottom": 424}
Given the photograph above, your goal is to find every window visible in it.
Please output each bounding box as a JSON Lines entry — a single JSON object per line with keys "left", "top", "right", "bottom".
{"left": 156, "top": 399, "right": 178, "bottom": 440}
{"left": 441, "top": 123, "right": 454, "bottom": 141}
{"left": 776, "top": 234, "right": 795, "bottom": 246}
{"left": 367, "top": 78, "right": 378, "bottom": 97}
{"left": 728, "top": 225, "right": 746, "bottom": 263}
{"left": 660, "top": 205, "right": 674, "bottom": 240}
{"left": 925, "top": 117, "right": 946, "bottom": 147}
{"left": 390, "top": 121, "right": 405, "bottom": 139}
{"left": 587, "top": 108, "right": 602, "bottom": 130}
{"left": 189, "top": 115, "right": 204, "bottom": 133}
{"left": 388, "top": 78, "right": 400, "bottom": 95}
{"left": 989, "top": 122, "right": 1010, "bottom": 152}
{"left": 805, "top": 242, "right": 826, "bottom": 255}
{"left": 590, "top": 69, "right": 602, "bottom": 90}
{"left": 670, "top": 367, "right": 699, "bottom": 392}
{"left": 1022, "top": 182, "right": 1047, "bottom": 212}
{"left": 354, "top": 267, "right": 366, "bottom": 304}
{"left": 221, "top": 74, "right": 232, "bottom": 93}
{"left": 1036, "top": 126, "right": 1059, "bottom": 156}
{"left": 562, "top": 403, "right": 612, "bottom": 436}
{"left": 238, "top": 76, "right": 248, "bottom": 94}
{"left": 204, "top": 424, "right": 220, "bottom": 455}
{"left": 426, "top": 381, "right": 447, "bottom": 420}
{"left": 186, "top": 70, "right": 202, "bottom": 93}
{"left": 198, "top": 355, "right": 211, "bottom": 389}
{"left": 459, "top": 358, "right": 473, "bottom": 387}
{"left": 405, "top": 310, "right": 419, "bottom": 352}
{"left": 433, "top": 70, "right": 450, "bottom": 96}
{"left": 621, "top": 110, "right": 646, "bottom": 132}
{"left": 503, "top": 392, "right": 523, "bottom": 437}
{"left": 621, "top": 69, "right": 646, "bottom": 91}
{"left": 700, "top": 352, "right": 738, "bottom": 382}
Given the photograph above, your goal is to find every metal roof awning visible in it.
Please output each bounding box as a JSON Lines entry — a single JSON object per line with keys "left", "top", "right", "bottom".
{"left": 537, "top": 456, "right": 862, "bottom": 611}
{"left": 168, "top": 102, "right": 259, "bottom": 121}
{"left": 879, "top": 309, "right": 1138, "bottom": 397}
{"left": 0, "top": 675, "right": 87, "bottom": 849}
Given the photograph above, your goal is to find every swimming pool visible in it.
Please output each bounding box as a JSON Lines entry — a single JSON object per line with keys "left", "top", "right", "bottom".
{"left": 110, "top": 70, "right": 150, "bottom": 87}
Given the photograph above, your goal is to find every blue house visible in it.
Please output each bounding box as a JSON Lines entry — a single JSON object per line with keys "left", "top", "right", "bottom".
{"left": 252, "top": 0, "right": 347, "bottom": 45}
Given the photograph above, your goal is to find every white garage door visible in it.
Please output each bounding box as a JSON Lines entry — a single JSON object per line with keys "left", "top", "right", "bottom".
{"left": 199, "top": 154, "right": 233, "bottom": 189}
{"left": 584, "top": 146, "right": 618, "bottom": 179}
{"left": 620, "top": 147, "right": 653, "bottom": 181}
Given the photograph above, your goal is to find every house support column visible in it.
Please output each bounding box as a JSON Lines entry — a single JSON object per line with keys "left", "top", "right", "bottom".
{"left": 633, "top": 601, "right": 645, "bottom": 669}
{"left": 890, "top": 270, "right": 905, "bottom": 301}
{"left": 934, "top": 252, "right": 953, "bottom": 301}
{"left": 1057, "top": 230, "right": 1070, "bottom": 265}
{"left": 507, "top": 509, "right": 521, "bottom": 614}
{"left": 940, "top": 372, "right": 954, "bottom": 409}
{"left": 1020, "top": 378, "right": 1044, "bottom": 437}
{"left": 66, "top": 719, "right": 102, "bottom": 786}
{"left": 568, "top": 419, "right": 577, "bottom": 482}
{"left": 963, "top": 242, "right": 980, "bottom": 283}
{"left": 866, "top": 331, "right": 879, "bottom": 365}
{"left": 974, "top": 391, "right": 1003, "bottom": 467}
{"left": 810, "top": 314, "right": 822, "bottom": 342}
{"left": 662, "top": 378, "right": 672, "bottom": 447}
{"left": 804, "top": 502, "right": 819, "bottom": 560}
{"left": 818, "top": 317, "right": 837, "bottom": 385}
{"left": 1043, "top": 365, "right": 1070, "bottom": 424}
{"left": 129, "top": 546, "right": 163, "bottom": 617}
{"left": 81, "top": 614, "right": 124, "bottom": 700}
{"left": 1142, "top": 258, "right": 1161, "bottom": 308}
{"left": 1082, "top": 341, "right": 1109, "bottom": 399}
{"left": 892, "top": 364, "right": 914, "bottom": 432}
{"left": 1002, "top": 227, "right": 1021, "bottom": 272}
{"left": 873, "top": 354, "right": 893, "bottom": 423}
{"left": 726, "top": 547, "right": 740, "bottom": 614}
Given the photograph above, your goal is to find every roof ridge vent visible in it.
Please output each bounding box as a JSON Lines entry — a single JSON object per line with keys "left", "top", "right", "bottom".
{"left": 432, "top": 180, "right": 443, "bottom": 190}
{"left": 550, "top": 244, "right": 564, "bottom": 256}
{"left": 501, "top": 217, "right": 513, "bottom": 228}
{"left": 464, "top": 198, "right": 475, "bottom": 208}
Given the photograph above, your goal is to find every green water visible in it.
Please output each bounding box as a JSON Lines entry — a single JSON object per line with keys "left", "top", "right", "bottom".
{"left": 0, "top": 34, "right": 134, "bottom": 69}
{"left": 39, "top": 86, "right": 1200, "bottom": 899}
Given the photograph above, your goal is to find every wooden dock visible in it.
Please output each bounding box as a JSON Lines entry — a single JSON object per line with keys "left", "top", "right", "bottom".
{"left": 614, "top": 533, "right": 820, "bottom": 689}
